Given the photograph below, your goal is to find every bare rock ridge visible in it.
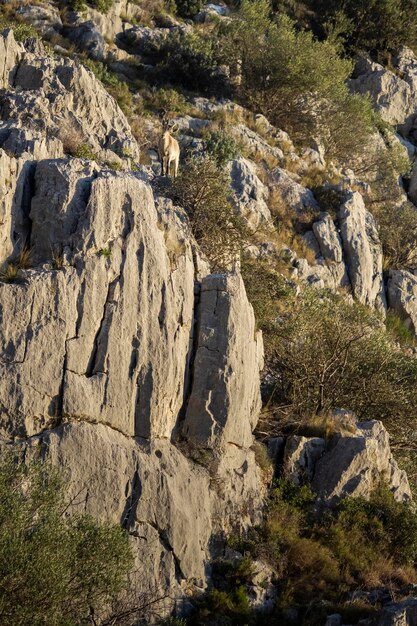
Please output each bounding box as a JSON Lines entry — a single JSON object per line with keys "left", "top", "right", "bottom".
{"left": 0, "top": 30, "right": 264, "bottom": 600}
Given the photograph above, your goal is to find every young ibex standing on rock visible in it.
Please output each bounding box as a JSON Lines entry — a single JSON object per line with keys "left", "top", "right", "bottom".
{"left": 159, "top": 115, "right": 180, "bottom": 178}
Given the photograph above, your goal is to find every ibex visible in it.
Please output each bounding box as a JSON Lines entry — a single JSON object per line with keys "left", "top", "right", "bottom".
{"left": 159, "top": 115, "right": 180, "bottom": 178}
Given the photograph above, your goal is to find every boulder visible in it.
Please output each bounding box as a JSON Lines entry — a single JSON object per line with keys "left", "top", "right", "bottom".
{"left": 378, "top": 599, "right": 417, "bottom": 626}
{"left": 66, "top": 20, "right": 106, "bottom": 61}
{"left": 0, "top": 30, "right": 139, "bottom": 163}
{"left": 350, "top": 59, "right": 412, "bottom": 126}
{"left": 182, "top": 272, "right": 263, "bottom": 449}
{"left": 387, "top": 269, "right": 417, "bottom": 335}
{"left": 16, "top": 3, "right": 62, "bottom": 39}
{"left": 19, "top": 420, "right": 263, "bottom": 601}
{"left": 312, "top": 421, "right": 412, "bottom": 504}
{"left": 269, "top": 167, "right": 319, "bottom": 214}
{"left": 231, "top": 123, "right": 284, "bottom": 163}
{"left": 312, "top": 212, "right": 350, "bottom": 288}
{"left": 338, "top": 191, "right": 386, "bottom": 311}
{"left": 229, "top": 157, "right": 272, "bottom": 229}
{"left": 283, "top": 436, "right": 325, "bottom": 484}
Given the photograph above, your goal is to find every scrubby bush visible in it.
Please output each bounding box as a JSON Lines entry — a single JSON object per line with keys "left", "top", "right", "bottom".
{"left": 68, "top": 0, "right": 113, "bottom": 13}
{"left": 175, "top": 0, "right": 202, "bottom": 18}
{"left": 0, "top": 454, "right": 133, "bottom": 626}
{"left": 306, "top": 0, "right": 417, "bottom": 58}
{"left": 204, "top": 130, "right": 239, "bottom": 166}
{"left": 258, "top": 288, "right": 417, "bottom": 431}
{"left": 220, "top": 0, "right": 375, "bottom": 164}
{"left": 154, "top": 30, "right": 229, "bottom": 94}
{"left": 217, "top": 481, "right": 416, "bottom": 624}
{"left": 170, "top": 157, "right": 249, "bottom": 270}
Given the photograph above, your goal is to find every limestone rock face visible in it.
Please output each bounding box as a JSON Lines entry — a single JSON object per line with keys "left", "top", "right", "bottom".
{"left": 0, "top": 26, "right": 268, "bottom": 609}
{"left": 22, "top": 421, "right": 263, "bottom": 599}
{"left": 0, "top": 164, "right": 202, "bottom": 440}
{"left": 350, "top": 60, "right": 412, "bottom": 126}
{"left": 182, "top": 273, "right": 263, "bottom": 449}
{"left": 229, "top": 157, "right": 272, "bottom": 229}
{"left": 0, "top": 31, "right": 138, "bottom": 163}
{"left": 338, "top": 192, "right": 386, "bottom": 311}
{"left": 283, "top": 436, "right": 325, "bottom": 485}
{"left": 312, "top": 212, "right": 350, "bottom": 288}
{"left": 387, "top": 269, "right": 417, "bottom": 335}
{"left": 280, "top": 420, "right": 411, "bottom": 504}
{"left": 269, "top": 167, "right": 318, "bottom": 214}
{"left": 312, "top": 421, "right": 411, "bottom": 504}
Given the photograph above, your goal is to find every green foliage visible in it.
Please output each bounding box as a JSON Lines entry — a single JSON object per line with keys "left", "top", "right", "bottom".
{"left": 74, "top": 143, "right": 98, "bottom": 160}
{"left": 0, "top": 454, "right": 133, "bottom": 626}
{"left": 386, "top": 310, "right": 416, "bottom": 347}
{"left": 68, "top": 0, "right": 113, "bottom": 13}
{"left": 307, "top": 0, "right": 417, "bottom": 58}
{"left": 261, "top": 288, "right": 417, "bottom": 429}
{"left": 154, "top": 30, "right": 228, "bottom": 94}
{"left": 98, "top": 247, "right": 112, "bottom": 257}
{"left": 170, "top": 157, "right": 249, "bottom": 270}
{"left": 204, "top": 130, "right": 239, "bottom": 166}
{"left": 175, "top": 0, "right": 202, "bottom": 18}
{"left": 0, "top": 18, "right": 39, "bottom": 42}
{"left": 374, "top": 201, "right": 417, "bottom": 270}
{"left": 220, "top": 1, "right": 375, "bottom": 163}
{"left": 189, "top": 586, "right": 250, "bottom": 625}
{"left": 223, "top": 481, "right": 416, "bottom": 623}
{"left": 144, "top": 87, "right": 190, "bottom": 116}
{"left": 241, "top": 259, "right": 291, "bottom": 330}
{"left": 90, "top": 0, "right": 114, "bottom": 13}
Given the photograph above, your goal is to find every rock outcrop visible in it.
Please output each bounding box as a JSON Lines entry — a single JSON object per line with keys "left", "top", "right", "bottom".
{"left": 280, "top": 420, "right": 411, "bottom": 504}
{"left": 338, "top": 191, "right": 386, "bottom": 311}
{"left": 387, "top": 269, "right": 417, "bottom": 335}
{"left": 0, "top": 28, "right": 266, "bottom": 606}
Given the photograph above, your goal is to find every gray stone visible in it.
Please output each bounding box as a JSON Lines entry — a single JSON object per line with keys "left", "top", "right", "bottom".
{"left": 182, "top": 272, "right": 263, "bottom": 449}
{"left": 16, "top": 4, "right": 62, "bottom": 39}
{"left": 229, "top": 157, "right": 272, "bottom": 229}
{"left": 269, "top": 167, "right": 319, "bottom": 214}
{"left": 350, "top": 60, "right": 412, "bottom": 126}
{"left": 387, "top": 269, "right": 417, "bottom": 335}
{"left": 312, "top": 420, "right": 412, "bottom": 504}
{"left": 0, "top": 30, "right": 139, "bottom": 163}
{"left": 66, "top": 20, "right": 106, "bottom": 61}
{"left": 284, "top": 436, "right": 325, "bottom": 484}
{"left": 338, "top": 191, "right": 386, "bottom": 311}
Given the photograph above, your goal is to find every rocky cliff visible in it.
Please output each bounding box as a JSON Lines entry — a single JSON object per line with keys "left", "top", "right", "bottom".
{"left": 0, "top": 28, "right": 265, "bottom": 608}
{"left": 4, "top": 2, "right": 417, "bottom": 624}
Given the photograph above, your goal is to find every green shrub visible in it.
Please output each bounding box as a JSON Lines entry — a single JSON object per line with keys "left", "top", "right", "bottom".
{"left": 0, "top": 18, "right": 39, "bottom": 42}
{"left": 306, "top": 0, "right": 417, "bottom": 58}
{"left": 204, "top": 130, "right": 239, "bottom": 166}
{"left": 144, "top": 87, "right": 190, "bottom": 116}
{"left": 220, "top": 481, "right": 417, "bottom": 623}
{"left": 90, "top": 0, "right": 114, "bottom": 13}
{"left": 261, "top": 289, "right": 417, "bottom": 429}
{"left": 241, "top": 259, "right": 291, "bottom": 330}
{"left": 170, "top": 157, "right": 250, "bottom": 270}
{"left": 154, "top": 30, "right": 228, "bottom": 94}
{"left": 0, "top": 454, "right": 133, "bottom": 625}
{"left": 221, "top": 1, "right": 375, "bottom": 164}
{"left": 175, "top": 0, "right": 202, "bottom": 18}
{"left": 74, "top": 143, "right": 98, "bottom": 160}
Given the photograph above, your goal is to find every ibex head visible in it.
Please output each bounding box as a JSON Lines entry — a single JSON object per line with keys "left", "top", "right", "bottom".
{"left": 160, "top": 109, "right": 178, "bottom": 134}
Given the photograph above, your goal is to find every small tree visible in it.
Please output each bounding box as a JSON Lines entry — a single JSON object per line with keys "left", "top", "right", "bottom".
{"left": 171, "top": 157, "right": 249, "bottom": 270}
{"left": 0, "top": 454, "right": 134, "bottom": 626}
{"left": 263, "top": 289, "right": 417, "bottom": 428}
